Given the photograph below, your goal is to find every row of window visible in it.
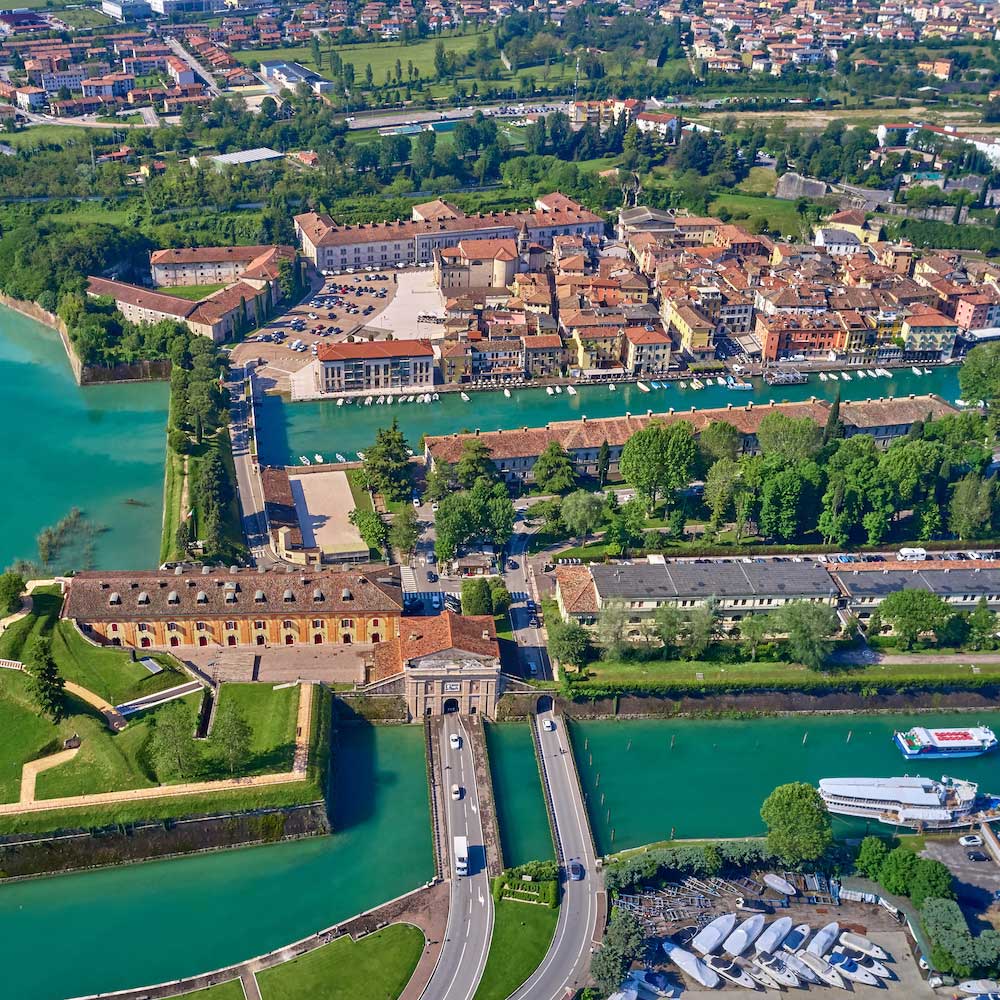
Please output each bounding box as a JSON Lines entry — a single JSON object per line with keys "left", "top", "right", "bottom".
{"left": 119, "top": 618, "right": 379, "bottom": 632}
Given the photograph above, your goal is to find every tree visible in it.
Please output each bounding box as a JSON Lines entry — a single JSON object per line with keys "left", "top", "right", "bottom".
{"left": 361, "top": 417, "right": 411, "bottom": 500}
{"left": 590, "top": 908, "right": 643, "bottom": 996}
{"left": 760, "top": 782, "right": 833, "bottom": 865}
{"left": 461, "top": 577, "right": 492, "bottom": 616}
{"left": 425, "top": 460, "right": 455, "bottom": 501}
{"left": 855, "top": 835, "right": 889, "bottom": 879}
{"left": 910, "top": 857, "right": 955, "bottom": 909}
{"left": 561, "top": 490, "right": 605, "bottom": 540}
{"left": 212, "top": 698, "right": 253, "bottom": 776}
{"left": 619, "top": 421, "right": 696, "bottom": 510}
{"left": 548, "top": 621, "right": 590, "bottom": 668}
{"left": 489, "top": 578, "right": 511, "bottom": 615}
{"left": 654, "top": 604, "right": 684, "bottom": 653}
{"left": 739, "top": 613, "right": 772, "bottom": 662}
{"left": 532, "top": 441, "right": 576, "bottom": 493}
{"left": 0, "top": 571, "right": 25, "bottom": 615}
{"left": 958, "top": 340, "right": 1000, "bottom": 415}
{"left": 756, "top": 412, "right": 822, "bottom": 463}
{"left": 456, "top": 439, "right": 496, "bottom": 487}
{"left": 704, "top": 458, "right": 739, "bottom": 528}
{"left": 349, "top": 508, "right": 388, "bottom": 553}
{"left": 26, "top": 636, "right": 65, "bottom": 722}
{"left": 389, "top": 505, "right": 420, "bottom": 558}
{"left": 683, "top": 602, "right": 716, "bottom": 660}
{"left": 775, "top": 601, "right": 838, "bottom": 670}
{"left": 597, "top": 440, "right": 611, "bottom": 486}
{"left": 877, "top": 846, "right": 919, "bottom": 896}
{"left": 968, "top": 597, "right": 999, "bottom": 651}
{"left": 823, "top": 388, "right": 843, "bottom": 444}
{"left": 151, "top": 700, "right": 199, "bottom": 781}
{"left": 597, "top": 601, "right": 628, "bottom": 659}
{"left": 950, "top": 473, "right": 995, "bottom": 540}
{"left": 879, "top": 589, "right": 950, "bottom": 650}
{"left": 700, "top": 420, "right": 741, "bottom": 463}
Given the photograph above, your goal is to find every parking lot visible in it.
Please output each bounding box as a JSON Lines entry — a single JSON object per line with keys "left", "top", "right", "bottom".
{"left": 922, "top": 836, "right": 1000, "bottom": 929}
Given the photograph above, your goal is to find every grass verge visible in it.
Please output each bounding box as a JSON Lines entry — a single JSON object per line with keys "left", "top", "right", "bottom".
{"left": 179, "top": 981, "right": 247, "bottom": 999}
{"left": 256, "top": 924, "right": 424, "bottom": 1000}
{"left": 473, "top": 897, "right": 559, "bottom": 1000}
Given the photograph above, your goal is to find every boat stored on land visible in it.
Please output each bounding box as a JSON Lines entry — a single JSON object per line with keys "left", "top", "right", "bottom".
{"left": 692, "top": 913, "right": 737, "bottom": 955}
{"left": 960, "top": 980, "right": 1000, "bottom": 995}
{"left": 754, "top": 916, "right": 792, "bottom": 954}
{"left": 784, "top": 951, "right": 819, "bottom": 984}
{"left": 806, "top": 922, "right": 839, "bottom": 957}
{"left": 894, "top": 726, "right": 998, "bottom": 760}
{"left": 782, "top": 924, "right": 811, "bottom": 954}
{"left": 662, "top": 940, "right": 720, "bottom": 988}
{"left": 723, "top": 913, "right": 765, "bottom": 957}
{"left": 818, "top": 775, "right": 987, "bottom": 828}
{"left": 835, "top": 946, "right": 891, "bottom": 979}
{"left": 754, "top": 953, "right": 799, "bottom": 987}
{"left": 840, "top": 931, "right": 889, "bottom": 961}
{"left": 797, "top": 950, "right": 847, "bottom": 989}
{"left": 763, "top": 874, "right": 796, "bottom": 896}
{"left": 704, "top": 954, "right": 757, "bottom": 989}
{"left": 827, "top": 951, "right": 880, "bottom": 986}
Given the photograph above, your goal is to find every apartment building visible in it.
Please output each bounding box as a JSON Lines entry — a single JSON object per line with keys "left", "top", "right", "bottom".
{"left": 311, "top": 340, "right": 435, "bottom": 395}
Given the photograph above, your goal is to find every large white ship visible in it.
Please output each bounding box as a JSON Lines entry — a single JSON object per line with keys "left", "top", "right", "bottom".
{"left": 818, "top": 775, "right": 994, "bottom": 829}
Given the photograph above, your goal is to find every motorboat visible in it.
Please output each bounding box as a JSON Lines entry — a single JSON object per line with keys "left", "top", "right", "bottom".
{"left": 335, "top": 453, "right": 346, "bottom": 463}
{"left": 754, "top": 916, "right": 792, "bottom": 954}
{"left": 314, "top": 454, "right": 324, "bottom": 463}
{"left": 796, "top": 950, "right": 847, "bottom": 989}
{"left": 924, "top": 367, "right": 933, "bottom": 374}
{"left": 753, "top": 953, "right": 799, "bottom": 987}
{"left": 723, "top": 913, "right": 765, "bottom": 957}
{"left": 546, "top": 386, "right": 555, "bottom": 396}
{"left": 960, "top": 981, "right": 1000, "bottom": 995}
{"left": 299, "top": 455, "right": 311, "bottom": 465}
{"left": 386, "top": 395, "right": 393, "bottom": 405}
{"left": 566, "top": 385, "right": 577, "bottom": 395}
{"left": 364, "top": 396, "right": 373, "bottom": 405}
{"left": 827, "top": 951, "right": 880, "bottom": 986}
{"left": 460, "top": 392, "right": 471, "bottom": 402}
{"left": 857, "top": 370, "right": 866, "bottom": 379}
{"left": 662, "top": 940, "right": 720, "bottom": 988}
{"left": 503, "top": 388, "right": 511, "bottom": 398}
{"left": 432, "top": 393, "right": 439, "bottom": 401}
{"left": 841, "top": 371, "right": 852, "bottom": 381}
{"left": 840, "top": 931, "right": 889, "bottom": 961}
{"left": 781, "top": 923, "right": 811, "bottom": 953}
{"left": 625, "top": 970, "right": 678, "bottom": 997}
{"left": 636, "top": 381, "right": 651, "bottom": 392}
{"left": 827, "top": 371, "right": 839, "bottom": 380}
{"left": 689, "top": 378, "right": 705, "bottom": 390}
{"left": 704, "top": 954, "right": 757, "bottom": 989}
{"left": 650, "top": 381, "right": 661, "bottom": 389}
{"left": 337, "top": 398, "right": 344, "bottom": 406}
{"left": 835, "top": 946, "right": 891, "bottom": 979}
{"left": 867, "top": 369, "right": 879, "bottom": 378}
{"left": 819, "top": 372, "right": 828, "bottom": 381}
{"left": 609, "top": 383, "right": 616, "bottom": 391}
{"left": 555, "top": 384, "right": 562, "bottom": 394}
{"left": 692, "top": 913, "right": 737, "bottom": 955}
{"left": 783, "top": 951, "right": 819, "bottom": 984}
{"left": 912, "top": 365, "right": 923, "bottom": 375}
{"left": 716, "top": 376, "right": 727, "bottom": 386}
{"left": 678, "top": 381, "right": 687, "bottom": 389}
{"left": 356, "top": 451, "right": 365, "bottom": 461}
{"left": 376, "top": 395, "right": 385, "bottom": 404}
{"left": 807, "top": 921, "right": 839, "bottom": 957}
{"left": 763, "top": 874, "right": 796, "bottom": 897}
{"left": 745, "top": 964, "right": 782, "bottom": 990}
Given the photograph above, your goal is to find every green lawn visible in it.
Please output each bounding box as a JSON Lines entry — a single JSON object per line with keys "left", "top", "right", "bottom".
{"left": 474, "top": 898, "right": 558, "bottom": 1000}
{"left": 738, "top": 166, "right": 777, "bottom": 195}
{"left": 709, "top": 192, "right": 803, "bottom": 238}
{"left": 160, "top": 446, "right": 186, "bottom": 564}
{"left": 180, "top": 982, "right": 246, "bottom": 1000}
{"left": 44, "top": 204, "right": 134, "bottom": 226}
{"left": 345, "top": 468, "right": 375, "bottom": 514}
{"left": 204, "top": 683, "right": 299, "bottom": 777}
{"left": 55, "top": 8, "right": 113, "bottom": 26}
{"left": 157, "top": 283, "right": 226, "bottom": 301}
{"left": 0, "top": 671, "right": 68, "bottom": 803}
{"left": 1, "top": 125, "right": 91, "bottom": 149}
{"left": 256, "top": 924, "right": 424, "bottom": 1000}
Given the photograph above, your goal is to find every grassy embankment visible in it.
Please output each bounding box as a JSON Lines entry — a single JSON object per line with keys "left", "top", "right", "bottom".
{"left": 178, "top": 982, "right": 247, "bottom": 1000}
{"left": 474, "top": 897, "right": 558, "bottom": 1000}
{"left": 255, "top": 924, "right": 424, "bottom": 1000}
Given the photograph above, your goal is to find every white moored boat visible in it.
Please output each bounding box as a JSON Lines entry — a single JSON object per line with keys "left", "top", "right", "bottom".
{"left": 662, "top": 940, "right": 720, "bottom": 988}
{"left": 797, "top": 950, "right": 848, "bottom": 989}
{"left": 835, "top": 945, "right": 891, "bottom": 978}
{"left": 692, "top": 913, "right": 737, "bottom": 955}
{"left": 818, "top": 775, "right": 983, "bottom": 829}
{"left": 755, "top": 916, "right": 792, "bottom": 955}
{"left": 960, "top": 980, "right": 1000, "bottom": 995}
{"left": 503, "top": 388, "right": 511, "bottom": 398}
{"left": 636, "top": 381, "right": 650, "bottom": 392}
{"left": 723, "top": 913, "right": 765, "bottom": 957}
{"left": 807, "top": 922, "right": 839, "bottom": 957}
{"left": 840, "top": 931, "right": 889, "bottom": 961}
{"left": 546, "top": 386, "right": 555, "bottom": 395}
{"left": 460, "top": 392, "right": 470, "bottom": 402}
{"left": 566, "top": 385, "right": 577, "bottom": 395}
{"left": 782, "top": 923, "right": 811, "bottom": 953}
{"left": 828, "top": 951, "right": 880, "bottom": 986}
{"left": 704, "top": 954, "right": 757, "bottom": 989}
{"left": 754, "top": 953, "right": 799, "bottom": 987}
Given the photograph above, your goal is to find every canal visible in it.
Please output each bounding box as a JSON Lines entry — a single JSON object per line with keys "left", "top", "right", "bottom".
{"left": 0, "top": 723, "right": 433, "bottom": 1000}
{"left": 0, "top": 307, "right": 168, "bottom": 571}
{"left": 486, "top": 722, "right": 554, "bottom": 867}
{"left": 256, "top": 366, "right": 961, "bottom": 465}
{"left": 572, "top": 712, "right": 1000, "bottom": 855}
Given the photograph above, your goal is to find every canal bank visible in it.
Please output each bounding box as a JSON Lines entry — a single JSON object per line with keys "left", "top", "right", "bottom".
{"left": 256, "top": 366, "right": 961, "bottom": 465}
{"left": 571, "top": 712, "right": 1000, "bottom": 854}
{"left": 0, "top": 723, "right": 433, "bottom": 1000}
{"left": 0, "top": 306, "right": 168, "bottom": 570}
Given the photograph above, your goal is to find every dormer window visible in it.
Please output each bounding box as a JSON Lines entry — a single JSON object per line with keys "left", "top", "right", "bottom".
{"left": 313, "top": 588, "right": 324, "bottom": 602}
{"left": 255, "top": 589, "right": 266, "bottom": 603}
{"left": 137, "top": 592, "right": 150, "bottom": 605}
{"left": 342, "top": 588, "right": 353, "bottom": 601}
{"left": 167, "top": 591, "right": 179, "bottom": 605}
{"left": 197, "top": 591, "right": 208, "bottom": 605}
{"left": 108, "top": 592, "right": 121, "bottom": 606}
{"left": 226, "top": 592, "right": 237, "bottom": 603}
{"left": 283, "top": 589, "right": 295, "bottom": 603}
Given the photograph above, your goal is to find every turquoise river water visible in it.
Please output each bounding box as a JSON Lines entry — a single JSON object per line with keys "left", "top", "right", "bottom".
{"left": 257, "top": 365, "right": 961, "bottom": 465}
{"left": 573, "top": 712, "right": 1000, "bottom": 854}
{"left": 0, "top": 724, "right": 433, "bottom": 1000}
{"left": 0, "top": 307, "right": 168, "bottom": 570}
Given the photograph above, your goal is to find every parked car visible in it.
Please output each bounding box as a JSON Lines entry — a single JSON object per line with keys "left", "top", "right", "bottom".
{"left": 960, "top": 835, "right": 983, "bottom": 847}
{"left": 967, "top": 850, "right": 990, "bottom": 862}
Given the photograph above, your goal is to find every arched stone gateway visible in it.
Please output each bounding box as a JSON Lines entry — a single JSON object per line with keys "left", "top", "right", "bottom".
{"left": 536, "top": 694, "right": 553, "bottom": 714}
{"left": 443, "top": 697, "right": 460, "bottom": 714}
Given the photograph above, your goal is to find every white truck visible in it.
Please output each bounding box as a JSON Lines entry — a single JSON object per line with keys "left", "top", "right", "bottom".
{"left": 454, "top": 835, "right": 469, "bottom": 877}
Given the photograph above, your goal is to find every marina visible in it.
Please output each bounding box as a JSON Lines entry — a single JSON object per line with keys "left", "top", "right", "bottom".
{"left": 257, "top": 366, "right": 961, "bottom": 466}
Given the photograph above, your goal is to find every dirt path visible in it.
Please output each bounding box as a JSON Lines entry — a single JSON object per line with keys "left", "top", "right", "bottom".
{"left": 64, "top": 680, "right": 127, "bottom": 730}
{"left": 19, "top": 747, "right": 80, "bottom": 804}
{"left": 0, "top": 578, "right": 60, "bottom": 635}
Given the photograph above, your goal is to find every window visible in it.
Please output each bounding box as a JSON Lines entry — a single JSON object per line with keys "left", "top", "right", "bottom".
{"left": 254, "top": 620, "right": 265, "bottom": 629}
{"left": 282, "top": 620, "right": 293, "bottom": 629}
{"left": 110, "top": 623, "right": 119, "bottom": 632}
{"left": 225, "top": 621, "right": 236, "bottom": 630}
{"left": 138, "top": 623, "right": 148, "bottom": 632}
{"left": 340, "top": 619, "right": 354, "bottom": 629}
{"left": 312, "top": 619, "right": 323, "bottom": 628}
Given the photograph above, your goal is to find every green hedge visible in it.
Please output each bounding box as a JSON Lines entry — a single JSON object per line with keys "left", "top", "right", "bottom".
{"left": 492, "top": 874, "right": 558, "bottom": 908}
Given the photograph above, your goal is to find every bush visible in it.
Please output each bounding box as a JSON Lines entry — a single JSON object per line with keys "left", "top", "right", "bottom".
{"left": 461, "top": 577, "right": 493, "bottom": 616}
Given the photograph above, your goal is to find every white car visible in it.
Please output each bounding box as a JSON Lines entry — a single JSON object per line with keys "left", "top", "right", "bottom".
{"left": 412, "top": 497, "right": 421, "bottom": 508}
{"left": 542, "top": 719, "right": 556, "bottom": 732}
{"left": 449, "top": 733, "right": 462, "bottom": 750}
{"left": 451, "top": 784, "right": 462, "bottom": 800}
{"left": 960, "top": 835, "right": 983, "bottom": 847}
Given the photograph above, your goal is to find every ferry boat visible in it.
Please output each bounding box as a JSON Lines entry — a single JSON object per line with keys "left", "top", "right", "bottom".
{"left": 818, "top": 775, "right": 986, "bottom": 829}
{"left": 895, "top": 726, "right": 998, "bottom": 760}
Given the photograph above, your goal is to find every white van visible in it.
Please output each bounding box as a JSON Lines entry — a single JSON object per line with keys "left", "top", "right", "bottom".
{"left": 898, "top": 547, "right": 928, "bottom": 562}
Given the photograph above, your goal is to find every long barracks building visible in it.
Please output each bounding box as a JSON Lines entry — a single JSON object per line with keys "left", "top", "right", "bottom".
{"left": 293, "top": 193, "right": 605, "bottom": 272}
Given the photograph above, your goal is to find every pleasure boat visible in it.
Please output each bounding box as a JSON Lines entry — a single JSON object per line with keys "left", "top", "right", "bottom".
{"left": 807, "top": 922, "right": 839, "bottom": 957}
{"left": 745, "top": 964, "right": 782, "bottom": 990}
{"left": 867, "top": 369, "right": 879, "bottom": 378}
{"left": 894, "top": 726, "right": 997, "bottom": 760}
{"left": 650, "top": 381, "right": 661, "bottom": 389}
{"left": 857, "top": 370, "right": 866, "bottom": 379}
{"left": 840, "top": 931, "right": 889, "bottom": 961}
{"left": 299, "top": 455, "right": 310, "bottom": 465}
{"left": 729, "top": 380, "right": 753, "bottom": 390}
{"left": 337, "top": 398, "right": 344, "bottom": 406}
{"left": 960, "top": 980, "right": 1000, "bottom": 995}
{"left": 555, "top": 385, "right": 562, "bottom": 394}
{"left": 754, "top": 916, "right": 792, "bottom": 955}
{"left": 386, "top": 395, "right": 393, "bottom": 405}
{"left": 841, "top": 371, "right": 852, "bottom": 381}
{"left": 678, "top": 381, "right": 687, "bottom": 389}
{"left": 432, "top": 393, "right": 439, "bottom": 401}
{"left": 503, "top": 388, "right": 511, "bottom": 398}
{"left": 827, "top": 371, "right": 839, "bottom": 380}
{"left": 912, "top": 366, "right": 923, "bottom": 375}
{"left": 566, "top": 385, "right": 577, "bottom": 395}
{"left": 692, "top": 913, "right": 737, "bottom": 955}
{"left": 834, "top": 946, "right": 891, "bottom": 979}
{"left": 784, "top": 951, "right": 820, "bottom": 984}
{"left": 819, "top": 372, "right": 828, "bottom": 381}
{"left": 781, "top": 924, "right": 811, "bottom": 953}
{"left": 827, "top": 951, "right": 880, "bottom": 986}
{"left": 923, "top": 366, "right": 933, "bottom": 374}
{"left": 314, "top": 454, "right": 324, "bottom": 463}
{"left": 636, "top": 381, "right": 650, "bottom": 392}
{"left": 356, "top": 451, "right": 365, "bottom": 461}
{"left": 460, "top": 392, "right": 471, "bottom": 402}
{"left": 662, "top": 940, "right": 720, "bottom": 988}
{"left": 818, "top": 775, "right": 983, "bottom": 829}
{"left": 364, "top": 396, "right": 373, "bottom": 405}
{"left": 796, "top": 950, "right": 848, "bottom": 989}
{"left": 335, "top": 453, "right": 346, "bottom": 463}
{"left": 723, "top": 914, "right": 765, "bottom": 957}
{"left": 609, "top": 383, "right": 616, "bottom": 391}
{"left": 763, "top": 874, "right": 796, "bottom": 896}
{"left": 689, "top": 378, "right": 705, "bottom": 390}
{"left": 754, "top": 953, "right": 799, "bottom": 987}
{"left": 716, "top": 376, "right": 727, "bottom": 386}
{"left": 376, "top": 395, "right": 385, "bottom": 405}
{"left": 546, "top": 386, "right": 555, "bottom": 396}
{"left": 703, "top": 954, "right": 757, "bottom": 989}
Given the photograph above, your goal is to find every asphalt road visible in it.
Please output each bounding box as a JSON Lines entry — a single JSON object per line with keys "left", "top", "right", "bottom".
{"left": 421, "top": 713, "right": 494, "bottom": 1000}
{"left": 165, "top": 35, "right": 221, "bottom": 97}
{"left": 511, "top": 709, "right": 601, "bottom": 1000}
{"left": 227, "top": 378, "right": 275, "bottom": 566}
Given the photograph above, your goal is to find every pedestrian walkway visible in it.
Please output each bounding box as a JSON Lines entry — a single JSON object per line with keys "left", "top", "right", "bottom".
{"left": 19, "top": 746, "right": 80, "bottom": 804}
{"left": 65, "top": 680, "right": 127, "bottom": 731}
{"left": 0, "top": 578, "right": 59, "bottom": 635}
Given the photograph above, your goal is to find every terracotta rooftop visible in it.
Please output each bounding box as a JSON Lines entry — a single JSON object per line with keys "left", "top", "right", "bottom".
{"left": 370, "top": 610, "right": 499, "bottom": 680}
{"left": 316, "top": 339, "right": 434, "bottom": 362}
{"left": 86, "top": 276, "right": 194, "bottom": 319}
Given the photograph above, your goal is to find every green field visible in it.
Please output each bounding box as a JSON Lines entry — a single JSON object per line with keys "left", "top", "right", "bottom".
{"left": 474, "top": 898, "right": 558, "bottom": 1000}
{"left": 738, "top": 166, "right": 778, "bottom": 195}
{"left": 205, "top": 683, "right": 299, "bottom": 777}
{"left": 157, "top": 283, "right": 226, "bottom": 301}
{"left": 256, "top": 924, "right": 424, "bottom": 1000}
{"left": 709, "top": 191, "right": 804, "bottom": 238}
{"left": 235, "top": 31, "right": 482, "bottom": 83}
{"left": 1, "top": 125, "right": 92, "bottom": 150}
{"left": 55, "top": 7, "right": 112, "bottom": 26}
{"left": 180, "top": 982, "right": 247, "bottom": 1000}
